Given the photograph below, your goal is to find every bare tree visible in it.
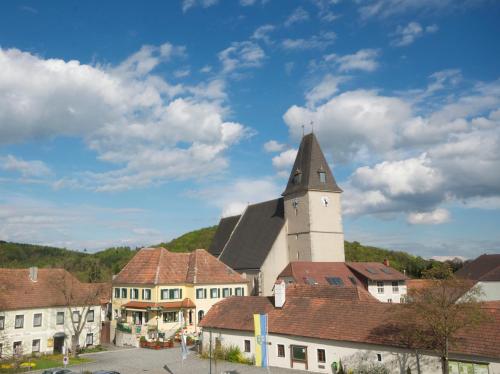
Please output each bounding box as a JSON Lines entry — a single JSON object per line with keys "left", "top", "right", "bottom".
{"left": 55, "top": 270, "right": 107, "bottom": 357}
{"left": 402, "top": 276, "right": 487, "bottom": 374}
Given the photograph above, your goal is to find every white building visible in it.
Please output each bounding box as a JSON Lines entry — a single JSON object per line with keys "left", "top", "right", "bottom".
{"left": 0, "top": 267, "right": 109, "bottom": 358}
{"left": 200, "top": 282, "right": 500, "bottom": 374}
{"left": 456, "top": 254, "right": 500, "bottom": 301}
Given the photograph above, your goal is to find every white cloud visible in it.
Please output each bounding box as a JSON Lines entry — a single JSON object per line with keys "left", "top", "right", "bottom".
{"left": 284, "top": 7, "right": 310, "bottom": 27}
{"left": 305, "top": 74, "right": 344, "bottom": 107}
{"left": 282, "top": 31, "right": 336, "bottom": 51}
{"left": 182, "top": 0, "right": 219, "bottom": 13}
{"left": 251, "top": 24, "right": 275, "bottom": 45}
{"left": 218, "top": 41, "right": 266, "bottom": 73}
{"left": 173, "top": 68, "right": 190, "bottom": 78}
{"left": 272, "top": 149, "right": 297, "bottom": 177}
{"left": 0, "top": 155, "right": 52, "bottom": 177}
{"left": 407, "top": 208, "right": 450, "bottom": 225}
{"left": 324, "top": 49, "right": 380, "bottom": 72}
{"left": 0, "top": 45, "right": 250, "bottom": 191}
{"left": 391, "top": 22, "right": 438, "bottom": 47}
{"left": 264, "top": 140, "right": 286, "bottom": 152}
{"left": 194, "top": 178, "right": 281, "bottom": 217}
{"left": 240, "top": 0, "right": 257, "bottom": 6}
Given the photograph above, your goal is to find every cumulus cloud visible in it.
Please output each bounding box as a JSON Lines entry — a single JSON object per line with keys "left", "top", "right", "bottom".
{"left": 305, "top": 74, "right": 344, "bottom": 107}
{"left": 251, "top": 24, "right": 275, "bottom": 44}
{"left": 324, "top": 49, "right": 380, "bottom": 72}
{"left": 272, "top": 149, "right": 298, "bottom": 177}
{"left": 391, "top": 22, "right": 438, "bottom": 47}
{"left": 282, "top": 31, "right": 336, "bottom": 51}
{"left": 0, "top": 155, "right": 52, "bottom": 177}
{"left": 407, "top": 208, "right": 450, "bottom": 224}
{"left": 0, "top": 45, "right": 249, "bottom": 191}
{"left": 264, "top": 140, "right": 286, "bottom": 152}
{"left": 284, "top": 7, "right": 310, "bottom": 27}
{"left": 182, "top": 0, "right": 219, "bottom": 12}
{"left": 218, "top": 41, "right": 266, "bottom": 73}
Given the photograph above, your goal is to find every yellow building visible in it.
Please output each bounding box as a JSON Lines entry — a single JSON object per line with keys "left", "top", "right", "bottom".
{"left": 111, "top": 247, "right": 248, "bottom": 344}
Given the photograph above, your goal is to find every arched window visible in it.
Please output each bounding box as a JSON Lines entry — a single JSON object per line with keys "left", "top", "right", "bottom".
{"left": 198, "top": 310, "right": 204, "bottom": 322}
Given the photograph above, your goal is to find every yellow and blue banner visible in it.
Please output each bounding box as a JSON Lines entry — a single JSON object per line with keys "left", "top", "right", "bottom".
{"left": 253, "top": 313, "right": 268, "bottom": 367}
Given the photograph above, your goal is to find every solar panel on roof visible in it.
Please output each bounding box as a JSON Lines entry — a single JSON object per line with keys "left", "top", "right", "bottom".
{"left": 304, "top": 276, "right": 317, "bottom": 285}
{"left": 381, "top": 268, "right": 392, "bottom": 274}
{"left": 325, "top": 277, "right": 344, "bottom": 286}
{"left": 366, "top": 267, "right": 378, "bottom": 274}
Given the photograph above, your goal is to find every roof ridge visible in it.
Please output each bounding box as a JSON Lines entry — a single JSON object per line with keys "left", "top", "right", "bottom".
{"left": 154, "top": 247, "right": 164, "bottom": 285}
{"left": 218, "top": 205, "right": 248, "bottom": 260}
{"left": 480, "top": 264, "right": 500, "bottom": 281}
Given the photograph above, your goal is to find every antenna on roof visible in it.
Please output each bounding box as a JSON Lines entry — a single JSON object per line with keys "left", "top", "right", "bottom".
{"left": 310, "top": 120, "right": 314, "bottom": 134}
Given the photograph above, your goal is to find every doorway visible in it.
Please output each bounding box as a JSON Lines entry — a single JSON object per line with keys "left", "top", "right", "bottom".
{"left": 53, "top": 335, "right": 65, "bottom": 354}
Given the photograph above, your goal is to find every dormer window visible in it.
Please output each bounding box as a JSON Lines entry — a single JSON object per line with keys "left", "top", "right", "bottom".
{"left": 292, "top": 170, "right": 302, "bottom": 185}
{"left": 319, "top": 171, "right": 326, "bottom": 183}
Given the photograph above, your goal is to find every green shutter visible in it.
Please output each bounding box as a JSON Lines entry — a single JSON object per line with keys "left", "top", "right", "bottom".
{"left": 180, "top": 288, "right": 183, "bottom": 299}
{"left": 204, "top": 289, "right": 207, "bottom": 298}
{"left": 217, "top": 288, "right": 220, "bottom": 298}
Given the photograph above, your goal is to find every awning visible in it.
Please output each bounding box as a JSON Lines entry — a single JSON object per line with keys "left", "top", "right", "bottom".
{"left": 121, "top": 298, "right": 196, "bottom": 310}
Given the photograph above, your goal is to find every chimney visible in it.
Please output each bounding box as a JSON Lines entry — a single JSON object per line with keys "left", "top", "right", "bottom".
{"left": 383, "top": 259, "right": 390, "bottom": 267}
{"left": 29, "top": 266, "right": 38, "bottom": 282}
{"left": 274, "top": 279, "right": 286, "bottom": 308}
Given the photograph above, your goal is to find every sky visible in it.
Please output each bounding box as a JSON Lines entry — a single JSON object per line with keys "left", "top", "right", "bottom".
{"left": 0, "top": 0, "right": 499, "bottom": 259}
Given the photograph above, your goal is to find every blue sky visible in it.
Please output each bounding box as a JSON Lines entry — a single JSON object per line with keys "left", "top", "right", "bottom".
{"left": 0, "top": 0, "right": 499, "bottom": 258}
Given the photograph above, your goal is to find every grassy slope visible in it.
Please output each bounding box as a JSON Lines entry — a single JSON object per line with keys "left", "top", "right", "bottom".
{"left": 0, "top": 226, "right": 434, "bottom": 280}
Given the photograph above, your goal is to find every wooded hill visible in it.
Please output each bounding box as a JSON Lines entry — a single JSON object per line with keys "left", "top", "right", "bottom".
{"left": 0, "top": 226, "right": 454, "bottom": 282}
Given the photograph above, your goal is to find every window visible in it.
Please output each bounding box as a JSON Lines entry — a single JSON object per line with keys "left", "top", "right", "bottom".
{"left": 170, "top": 288, "right": 182, "bottom": 299}
{"left": 244, "top": 339, "right": 251, "bottom": 353}
{"left": 196, "top": 288, "right": 207, "bottom": 299}
{"left": 56, "top": 312, "right": 64, "bottom": 325}
{"left": 13, "top": 341, "right": 22, "bottom": 355}
{"left": 292, "top": 171, "right": 302, "bottom": 184}
{"left": 392, "top": 281, "right": 399, "bottom": 293}
{"left": 0, "top": 316, "right": 4, "bottom": 330}
{"left": 377, "top": 353, "right": 382, "bottom": 362}
{"left": 325, "top": 277, "right": 344, "bottom": 286}
{"left": 198, "top": 310, "right": 204, "bottom": 322}
{"left": 142, "top": 289, "right": 151, "bottom": 300}
{"left": 15, "top": 315, "right": 24, "bottom": 329}
{"left": 114, "top": 288, "right": 120, "bottom": 298}
{"left": 32, "top": 339, "right": 40, "bottom": 353}
{"left": 163, "top": 311, "right": 178, "bottom": 323}
{"left": 319, "top": 171, "right": 326, "bottom": 183}
{"left": 72, "top": 311, "right": 80, "bottom": 323}
{"left": 235, "top": 287, "right": 244, "bottom": 296}
{"left": 121, "top": 288, "right": 127, "bottom": 298}
{"left": 33, "top": 313, "right": 42, "bottom": 327}
{"left": 0, "top": 343, "right": 2, "bottom": 358}
{"left": 222, "top": 288, "right": 232, "bottom": 298}
{"left": 87, "top": 310, "right": 94, "bottom": 322}
{"left": 86, "top": 333, "right": 93, "bottom": 346}
{"left": 131, "top": 288, "right": 139, "bottom": 299}
{"left": 161, "top": 289, "right": 169, "bottom": 299}
{"left": 277, "top": 344, "right": 285, "bottom": 357}
{"left": 210, "top": 288, "right": 219, "bottom": 299}
{"left": 377, "top": 281, "right": 384, "bottom": 294}
{"left": 387, "top": 299, "right": 393, "bottom": 303}
{"left": 291, "top": 345, "right": 307, "bottom": 363}
{"left": 317, "top": 349, "right": 326, "bottom": 363}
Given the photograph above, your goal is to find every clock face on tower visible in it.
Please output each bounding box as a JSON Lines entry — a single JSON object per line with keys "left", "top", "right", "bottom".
{"left": 321, "top": 196, "right": 329, "bottom": 207}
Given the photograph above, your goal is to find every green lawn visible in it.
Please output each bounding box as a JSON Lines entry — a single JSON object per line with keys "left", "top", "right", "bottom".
{"left": 0, "top": 354, "right": 91, "bottom": 372}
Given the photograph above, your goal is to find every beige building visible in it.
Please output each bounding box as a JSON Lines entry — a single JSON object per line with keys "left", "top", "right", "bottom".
{"left": 111, "top": 247, "right": 248, "bottom": 346}
{"left": 210, "top": 133, "right": 346, "bottom": 296}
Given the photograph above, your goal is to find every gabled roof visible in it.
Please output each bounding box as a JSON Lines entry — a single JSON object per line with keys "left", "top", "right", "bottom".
{"left": 282, "top": 133, "right": 342, "bottom": 196}
{"left": 278, "top": 261, "right": 363, "bottom": 287}
{"left": 208, "top": 215, "right": 241, "bottom": 257}
{"left": 346, "top": 262, "right": 408, "bottom": 281}
{"left": 218, "top": 198, "right": 285, "bottom": 270}
{"left": 200, "top": 295, "right": 500, "bottom": 359}
{"left": 113, "top": 247, "right": 246, "bottom": 285}
{"left": 455, "top": 254, "right": 500, "bottom": 281}
{"left": 0, "top": 268, "right": 109, "bottom": 311}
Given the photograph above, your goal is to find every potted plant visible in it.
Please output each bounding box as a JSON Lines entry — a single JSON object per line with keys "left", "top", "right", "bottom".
{"left": 139, "top": 336, "right": 147, "bottom": 348}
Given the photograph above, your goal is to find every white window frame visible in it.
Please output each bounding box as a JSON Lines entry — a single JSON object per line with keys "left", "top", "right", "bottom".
{"left": 114, "top": 288, "right": 120, "bottom": 299}
{"left": 32, "top": 339, "right": 40, "bottom": 353}
{"left": 15, "top": 315, "right": 24, "bottom": 329}
{"left": 131, "top": 288, "right": 139, "bottom": 300}
{"left": 86, "top": 333, "right": 93, "bottom": 346}
{"left": 392, "top": 281, "right": 399, "bottom": 293}
{"left": 121, "top": 288, "right": 127, "bottom": 298}
{"left": 163, "top": 311, "right": 178, "bottom": 323}
{"left": 86, "top": 310, "right": 95, "bottom": 322}
{"left": 235, "top": 287, "right": 244, "bottom": 296}
{"left": 33, "top": 313, "right": 42, "bottom": 327}
{"left": 317, "top": 348, "right": 326, "bottom": 363}
{"left": 222, "top": 288, "right": 232, "bottom": 298}
{"left": 210, "top": 288, "right": 219, "bottom": 298}
{"left": 377, "top": 281, "right": 384, "bottom": 294}
{"left": 56, "top": 311, "right": 64, "bottom": 325}
{"left": 72, "top": 311, "right": 80, "bottom": 323}
{"left": 142, "top": 289, "right": 151, "bottom": 300}
{"left": 196, "top": 288, "right": 206, "bottom": 299}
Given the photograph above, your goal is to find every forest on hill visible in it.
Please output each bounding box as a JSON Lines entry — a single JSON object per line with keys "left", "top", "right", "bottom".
{"left": 0, "top": 225, "right": 461, "bottom": 282}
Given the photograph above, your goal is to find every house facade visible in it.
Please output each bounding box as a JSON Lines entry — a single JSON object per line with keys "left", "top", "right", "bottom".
{"left": 209, "top": 133, "right": 346, "bottom": 296}
{"left": 456, "top": 254, "right": 500, "bottom": 301}
{"left": 278, "top": 260, "right": 408, "bottom": 303}
{"left": 200, "top": 283, "right": 500, "bottom": 374}
{"left": 0, "top": 267, "right": 109, "bottom": 358}
{"left": 111, "top": 247, "right": 248, "bottom": 346}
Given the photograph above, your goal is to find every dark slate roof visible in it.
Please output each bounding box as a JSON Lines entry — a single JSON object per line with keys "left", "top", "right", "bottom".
{"left": 282, "top": 133, "right": 342, "bottom": 196}
{"left": 208, "top": 215, "right": 241, "bottom": 257}
{"left": 455, "top": 254, "right": 500, "bottom": 281}
{"left": 219, "top": 198, "right": 285, "bottom": 270}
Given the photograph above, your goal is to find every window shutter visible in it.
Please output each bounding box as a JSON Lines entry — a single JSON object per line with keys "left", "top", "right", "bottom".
{"left": 180, "top": 289, "right": 183, "bottom": 299}
{"left": 217, "top": 288, "right": 220, "bottom": 298}
{"left": 204, "top": 289, "right": 207, "bottom": 298}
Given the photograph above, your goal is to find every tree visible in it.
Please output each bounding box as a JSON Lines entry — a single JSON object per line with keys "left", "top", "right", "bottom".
{"left": 401, "top": 276, "right": 487, "bottom": 374}
{"left": 55, "top": 270, "right": 107, "bottom": 357}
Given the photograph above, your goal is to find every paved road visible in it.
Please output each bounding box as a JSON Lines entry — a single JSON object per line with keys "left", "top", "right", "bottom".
{"left": 34, "top": 347, "right": 309, "bottom": 374}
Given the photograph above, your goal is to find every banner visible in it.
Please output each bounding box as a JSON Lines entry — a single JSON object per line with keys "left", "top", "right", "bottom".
{"left": 253, "top": 314, "right": 268, "bottom": 367}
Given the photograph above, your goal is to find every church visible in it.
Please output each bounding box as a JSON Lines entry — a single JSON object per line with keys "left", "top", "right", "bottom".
{"left": 209, "top": 133, "right": 346, "bottom": 296}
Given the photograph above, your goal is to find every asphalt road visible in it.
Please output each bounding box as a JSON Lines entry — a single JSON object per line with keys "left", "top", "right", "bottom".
{"left": 33, "top": 347, "right": 309, "bottom": 374}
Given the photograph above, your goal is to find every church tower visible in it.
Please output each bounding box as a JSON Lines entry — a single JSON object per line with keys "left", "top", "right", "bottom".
{"left": 283, "top": 133, "right": 345, "bottom": 262}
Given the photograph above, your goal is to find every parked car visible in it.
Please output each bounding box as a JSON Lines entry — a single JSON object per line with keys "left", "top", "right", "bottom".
{"left": 93, "top": 371, "right": 121, "bottom": 374}
{"left": 42, "top": 369, "right": 75, "bottom": 374}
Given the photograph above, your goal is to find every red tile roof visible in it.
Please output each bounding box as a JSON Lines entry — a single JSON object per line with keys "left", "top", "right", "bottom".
{"left": 122, "top": 298, "right": 196, "bottom": 310}
{"left": 285, "top": 284, "right": 377, "bottom": 302}
{"left": 278, "top": 262, "right": 362, "bottom": 286}
{"left": 0, "top": 268, "right": 110, "bottom": 311}
{"left": 200, "top": 296, "right": 500, "bottom": 359}
{"left": 112, "top": 247, "right": 247, "bottom": 285}
{"left": 456, "top": 254, "right": 500, "bottom": 281}
{"left": 406, "top": 279, "right": 435, "bottom": 292}
{"left": 346, "top": 262, "right": 407, "bottom": 281}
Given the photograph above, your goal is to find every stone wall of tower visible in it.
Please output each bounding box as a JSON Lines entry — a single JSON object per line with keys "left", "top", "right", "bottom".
{"left": 284, "top": 191, "right": 312, "bottom": 262}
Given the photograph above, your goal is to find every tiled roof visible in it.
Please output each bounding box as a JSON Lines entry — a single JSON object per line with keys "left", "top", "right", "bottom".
{"left": 406, "top": 279, "right": 435, "bottom": 291}
{"left": 122, "top": 298, "right": 196, "bottom": 310}
{"left": 112, "top": 247, "right": 246, "bottom": 285}
{"left": 200, "top": 295, "right": 500, "bottom": 359}
{"left": 455, "top": 254, "right": 500, "bottom": 281}
{"left": 0, "top": 268, "right": 110, "bottom": 311}
{"left": 285, "top": 284, "right": 377, "bottom": 302}
{"left": 279, "top": 261, "right": 363, "bottom": 286}
{"left": 346, "top": 262, "right": 407, "bottom": 281}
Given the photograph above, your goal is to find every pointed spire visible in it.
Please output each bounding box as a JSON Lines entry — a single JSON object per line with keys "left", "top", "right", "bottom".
{"left": 282, "top": 133, "right": 342, "bottom": 196}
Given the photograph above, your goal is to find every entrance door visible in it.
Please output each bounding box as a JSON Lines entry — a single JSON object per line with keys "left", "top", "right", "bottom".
{"left": 53, "top": 336, "right": 65, "bottom": 353}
